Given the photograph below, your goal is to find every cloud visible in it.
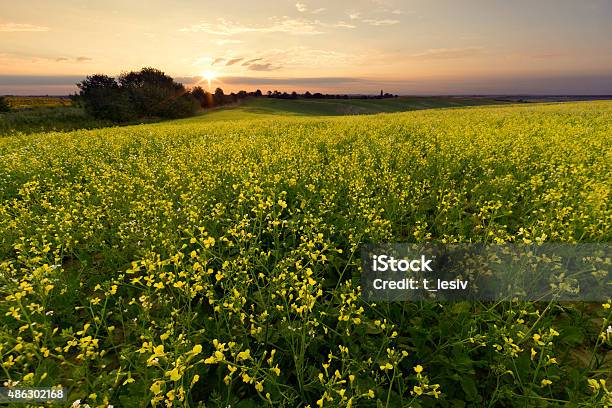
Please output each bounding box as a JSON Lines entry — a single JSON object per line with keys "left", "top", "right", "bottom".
{"left": 527, "top": 52, "right": 569, "bottom": 59}
{"left": 205, "top": 47, "right": 355, "bottom": 76}
{"left": 0, "top": 22, "right": 49, "bottom": 32}
{"left": 345, "top": 10, "right": 402, "bottom": 26}
{"left": 211, "top": 38, "right": 243, "bottom": 45}
{"left": 242, "top": 58, "right": 263, "bottom": 66}
{"left": 409, "top": 46, "right": 484, "bottom": 59}
{"left": 218, "top": 76, "right": 366, "bottom": 85}
{"left": 295, "top": 2, "right": 307, "bottom": 12}
{"left": 247, "top": 63, "right": 280, "bottom": 71}
{"left": 49, "top": 56, "right": 93, "bottom": 63}
{"left": 333, "top": 21, "right": 356, "bottom": 28}
{"left": 361, "top": 18, "right": 399, "bottom": 26}
{"left": 225, "top": 57, "right": 244, "bottom": 66}
{"left": 180, "top": 17, "right": 324, "bottom": 36}
{"left": 263, "top": 46, "right": 354, "bottom": 69}
{"left": 0, "top": 75, "right": 85, "bottom": 85}
{"left": 311, "top": 8, "right": 326, "bottom": 14}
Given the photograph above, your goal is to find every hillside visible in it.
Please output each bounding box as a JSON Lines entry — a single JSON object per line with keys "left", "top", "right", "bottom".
{"left": 193, "top": 96, "right": 510, "bottom": 121}
{"left": 0, "top": 96, "right": 509, "bottom": 135}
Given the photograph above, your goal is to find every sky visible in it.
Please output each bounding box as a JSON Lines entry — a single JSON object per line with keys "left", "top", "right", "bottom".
{"left": 1, "top": 0, "right": 611, "bottom": 95}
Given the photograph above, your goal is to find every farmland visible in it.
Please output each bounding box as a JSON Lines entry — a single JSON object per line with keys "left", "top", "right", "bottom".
{"left": 0, "top": 96, "right": 506, "bottom": 136}
{"left": 3, "top": 96, "right": 72, "bottom": 110}
{"left": 0, "top": 101, "right": 611, "bottom": 407}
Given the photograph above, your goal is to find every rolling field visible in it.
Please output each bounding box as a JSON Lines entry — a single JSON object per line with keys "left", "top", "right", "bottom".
{"left": 191, "top": 96, "right": 509, "bottom": 121}
{"left": 0, "top": 96, "right": 504, "bottom": 136}
{"left": 4, "top": 96, "right": 72, "bottom": 110}
{"left": 0, "top": 101, "right": 611, "bottom": 407}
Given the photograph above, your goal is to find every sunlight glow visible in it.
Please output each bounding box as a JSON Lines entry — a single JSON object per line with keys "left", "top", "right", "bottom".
{"left": 201, "top": 70, "right": 218, "bottom": 90}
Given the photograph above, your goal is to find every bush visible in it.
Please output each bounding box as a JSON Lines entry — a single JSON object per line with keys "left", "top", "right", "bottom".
{"left": 191, "top": 86, "right": 212, "bottom": 108}
{"left": 119, "top": 67, "right": 198, "bottom": 118}
{"left": 77, "top": 75, "right": 135, "bottom": 122}
{"left": 0, "top": 96, "right": 10, "bottom": 112}
{"left": 77, "top": 68, "right": 199, "bottom": 122}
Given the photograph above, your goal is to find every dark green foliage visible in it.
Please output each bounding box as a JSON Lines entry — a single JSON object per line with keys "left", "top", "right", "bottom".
{"left": 0, "top": 96, "right": 10, "bottom": 113}
{"left": 118, "top": 67, "right": 198, "bottom": 118}
{"left": 0, "top": 107, "right": 110, "bottom": 135}
{"left": 77, "top": 68, "right": 199, "bottom": 122}
{"left": 191, "top": 86, "right": 213, "bottom": 109}
{"left": 214, "top": 87, "right": 225, "bottom": 106}
{"left": 77, "top": 74, "right": 135, "bottom": 122}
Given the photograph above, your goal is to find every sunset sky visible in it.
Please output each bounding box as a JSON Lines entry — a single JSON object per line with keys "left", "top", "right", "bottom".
{"left": 1, "top": 0, "right": 611, "bottom": 95}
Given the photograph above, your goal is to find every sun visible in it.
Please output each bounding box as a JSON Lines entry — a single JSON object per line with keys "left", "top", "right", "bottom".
{"left": 201, "top": 70, "right": 218, "bottom": 90}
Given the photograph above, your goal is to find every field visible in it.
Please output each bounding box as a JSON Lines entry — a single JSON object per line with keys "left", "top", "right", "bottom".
{"left": 0, "top": 101, "right": 611, "bottom": 407}
{"left": 4, "top": 96, "right": 72, "bottom": 110}
{"left": 199, "top": 96, "right": 509, "bottom": 118}
{"left": 0, "top": 96, "right": 506, "bottom": 136}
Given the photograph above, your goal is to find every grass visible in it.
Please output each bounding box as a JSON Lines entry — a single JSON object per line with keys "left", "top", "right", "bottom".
{"left": 0, "top": 106, "right": 111, "bottom": 135}
{"left": 1, "top": 96, "right": 509, "bottom": 136}
{"left": 4, "top": 96, "right": 72, "bottom": 110}
{"left": 0, "top": 100, "right": 610, "bottom": 407}
{"left": 190, "top": 96, "right": 509, "bottom": 121}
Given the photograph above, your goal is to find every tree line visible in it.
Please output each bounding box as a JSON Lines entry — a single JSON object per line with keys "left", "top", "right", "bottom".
{"left": 266, "top": 90, "right": 397, "bottom": 99}
{"left": 70, "top": 67, "right": 396, "bottom": 122}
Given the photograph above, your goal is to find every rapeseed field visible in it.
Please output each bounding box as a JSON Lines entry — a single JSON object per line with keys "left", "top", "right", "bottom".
{"left": 0, "top": 101, "right": 610, "bottom": 407}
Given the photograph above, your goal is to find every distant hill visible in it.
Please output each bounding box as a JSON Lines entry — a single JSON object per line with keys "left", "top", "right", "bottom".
{"left": 189, "top": 96, "right": 511, "bottom": 121}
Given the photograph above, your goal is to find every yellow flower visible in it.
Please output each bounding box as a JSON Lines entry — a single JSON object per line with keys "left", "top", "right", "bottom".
{"left": 150, "top": 380, "right": 164, "bottom": 395}
{"left": 541, "top": 379, "right": 552, "bottom": 386}
{"left": 255, "top": 381, "right": 264, "bottom": 392}
{"left": 588, "top": 378, "right": 600, "bottom": 392}
{"left": 413, "top": 365, "right": 423, "bottom": 374}
{"left": 166, "top": 367, "right": 181, "bottom": 381}
{"left": 190, "top": 375, "right": 200, "bottom": 386}
{"left": 236, "top": 349, "right": 251, "bottom": 361}
{"left": 413, "top": 386, "right": 423, "bottom": 396}
{"left": 380, "top": 362, "right": 393, "bottom": 371}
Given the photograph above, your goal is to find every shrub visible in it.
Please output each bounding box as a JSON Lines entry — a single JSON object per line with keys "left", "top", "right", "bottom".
{"left": 191, "top": 86, "right": 212, "bottom": 109}
{"left": 76, "top": 68, "right": 199, "bottom": 122}
{"left": 77, "top": 74, "right": 135, "bottom": 122}
{"left": 119, "top": 67, "right": 198, "bottom": 118}
{"left": 0, "top": 96, "right": 10, "bottom": 112}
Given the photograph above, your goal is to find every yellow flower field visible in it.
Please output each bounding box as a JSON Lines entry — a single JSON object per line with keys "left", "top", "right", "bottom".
{"left": 0, "top": 101, "right": 610, "bottom": 406}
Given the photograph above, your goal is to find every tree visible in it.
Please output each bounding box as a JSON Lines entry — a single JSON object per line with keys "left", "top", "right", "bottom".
{"left": 118, "top": 67, "right": 198, "bottom": 118}
{"left": 214, "top": 88, "right": 225, "bottom": 106}
{"left": 254, "top": 89, "right": 263, "bottom": 97}
{"left": 192, "top": 86, "right": 212, "bottom": 108}
{"left": 77, "top": 74, "right": 134, "bottom": 121}
{"left": 77, "top": 68, "right": 199, "bottom": 122}
{"left": 0, "top": 96, "right": 10, "bottom": 112}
